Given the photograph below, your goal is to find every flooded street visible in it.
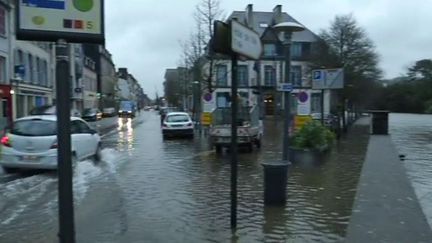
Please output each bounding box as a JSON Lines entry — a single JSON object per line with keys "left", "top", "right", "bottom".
{"left": 389, "top": 113, "right": 432, "bottom": 228}
{"left": 1, "top": 112, "right": 370, "bottom": 242}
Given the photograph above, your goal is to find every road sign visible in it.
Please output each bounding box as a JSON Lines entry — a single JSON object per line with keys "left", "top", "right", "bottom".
{"left": 201, "top": 112, "right": 212, "bottom": 126}
{"left": 17, "top": 0, "right": 105, "bottom": 44}
{"left": 312, "top": 68, "right": 344, "bottom": 89}
{"left": 231, "top": 20, "right": 262, "bottom": 60}
{"left": 277, "top": 83, "right": 293, "bottom": 92}
{"left": 297, "top": 90, "right": 311, "bottom": 115}
{"left": 294, "top": 115, "right": 312, "bottom": 131}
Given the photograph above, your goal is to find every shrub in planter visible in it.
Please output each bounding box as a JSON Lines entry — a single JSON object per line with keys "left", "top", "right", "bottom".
{"left": 289, "top": 120, "right": 336, "bottom": 164}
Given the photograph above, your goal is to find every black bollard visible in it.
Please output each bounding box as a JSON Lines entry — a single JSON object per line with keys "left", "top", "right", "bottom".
{"left": 262, "top": 161, "right": 290, "bottom": 205}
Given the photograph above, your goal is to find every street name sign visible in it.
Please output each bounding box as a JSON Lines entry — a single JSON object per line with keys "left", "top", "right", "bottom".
{"left": 277, "top": 83, "right": 293, "bottom": 92}
{"left": 231, "top": 20, "right": 262, "bottom": 60}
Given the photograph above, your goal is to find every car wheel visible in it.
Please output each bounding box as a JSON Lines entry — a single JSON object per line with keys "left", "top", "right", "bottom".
{"left": 215, "top": 145, "right": 222, "bottom": 154}
{"left": 246, "top": 143, "right": 253, "bottom": 152}
{"left": 2, "top": 166, "right": 18, "bottom": 174}
{"left": 94, "top": 144, "right": 102, "bottom": 162}
{"left": 255, "top": 138, "right": 261, "bottom": 149}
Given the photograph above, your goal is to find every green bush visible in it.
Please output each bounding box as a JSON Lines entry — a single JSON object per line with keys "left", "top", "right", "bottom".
{"left": 291, "top": 120, "right": 336, "bottom": 152}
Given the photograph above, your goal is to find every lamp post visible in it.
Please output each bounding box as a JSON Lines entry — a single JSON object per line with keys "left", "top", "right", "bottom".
{"left": 273, "top": 21, "right": 305, "bottom": 161}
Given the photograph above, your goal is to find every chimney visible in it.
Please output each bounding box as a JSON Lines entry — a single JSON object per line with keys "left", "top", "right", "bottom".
{"left": 118, "top": 68, "right": 128, "bottom": 79}
{"left": 272, "top": 5, "right": 282, "bottom": 24}
{"left": 245, "top": 4, "right": 254, "bottom": 28}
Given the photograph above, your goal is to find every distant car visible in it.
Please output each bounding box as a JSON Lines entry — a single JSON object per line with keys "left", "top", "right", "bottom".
{"left": 102, "top": 107, "right": 116, "bottom": 117}
{"left": 161, "top": 112, "right": 194, "bottom": 139}
{"left": 29, "top": 105, "right": 81, "bottom": 118}
{"left": 0, "top": 115, "right": 101, "bottom": 173}
{"left": 159, "top": 107, "right": 179, "bottom": 124}
{"left": 82, "top": 108, "right": 102, "bottom": 121}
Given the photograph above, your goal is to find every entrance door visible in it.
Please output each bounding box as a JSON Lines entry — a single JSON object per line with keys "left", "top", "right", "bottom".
{"left": 0, "top": 98, "right": 8, "bottom": 129}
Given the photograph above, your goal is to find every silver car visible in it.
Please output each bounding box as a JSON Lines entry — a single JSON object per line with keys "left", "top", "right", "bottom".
{"left": 0, "top": 115, "right": 101, "bottom": 173}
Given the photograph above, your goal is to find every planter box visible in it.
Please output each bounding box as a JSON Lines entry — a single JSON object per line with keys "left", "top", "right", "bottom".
{"left": 289, "top": 147, "right": 329, "bottom": 165}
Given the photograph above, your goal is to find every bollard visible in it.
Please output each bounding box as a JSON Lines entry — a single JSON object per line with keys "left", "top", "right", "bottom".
{"left": 262, "top": 160, "right": 290, "bottom": 205}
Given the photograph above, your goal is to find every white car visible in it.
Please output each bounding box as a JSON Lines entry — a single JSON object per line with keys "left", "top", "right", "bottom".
{"left": 0, "top": 115, "right": 101, "bottom": 173}
{"left": 162, "top": 112, "right": 194, "bottom": 139}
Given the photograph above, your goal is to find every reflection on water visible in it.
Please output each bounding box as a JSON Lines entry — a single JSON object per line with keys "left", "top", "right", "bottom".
{"left": 389, "top": 113, "right": 432, "bottom": 227}
{"left": 99, "top": 116, "right": 370, "bottom": 242}
{"left": 117, "top": 118, "right": 134, "bottom": 153}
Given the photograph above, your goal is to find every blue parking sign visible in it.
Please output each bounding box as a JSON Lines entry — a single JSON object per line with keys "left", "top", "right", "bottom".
{"left": 313, "top": 70, "right": 322, "bottom": 80}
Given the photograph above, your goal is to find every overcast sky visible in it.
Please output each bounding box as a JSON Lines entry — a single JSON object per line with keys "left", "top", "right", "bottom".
{"left": 105, "top": 0, "right": 432, "bottom": 99}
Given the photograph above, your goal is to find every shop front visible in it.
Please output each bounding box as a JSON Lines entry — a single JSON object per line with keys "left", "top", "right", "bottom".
{"left": 0, "top": 84, "right": 12, "bottom": 129}
{"left": 13, "top": 85, "right": 53, "bottom": 119}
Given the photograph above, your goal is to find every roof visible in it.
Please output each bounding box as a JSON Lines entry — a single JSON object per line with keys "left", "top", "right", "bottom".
{"left": 228, "top": 11, "right": 319, "bottom": 42}
{"left": 16, "top": 115, "right": 82, "bottom": 122}
{"left": 166, "top": 112, "right": 190, "bottom": 116}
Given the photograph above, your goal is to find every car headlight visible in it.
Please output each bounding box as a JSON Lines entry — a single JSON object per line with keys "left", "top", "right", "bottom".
{"left": 128, "top": 111, "right": 132, "bottom": 113}
{"left": 119, "top": 110, "right": 123, "bottom": 113}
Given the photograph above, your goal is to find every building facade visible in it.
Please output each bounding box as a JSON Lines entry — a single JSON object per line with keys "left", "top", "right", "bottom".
{"left": 207, "top": 5, "right": 327, "bottom": 116}
{"left": 82, "top": 56, "right": 97, "bottom": 109}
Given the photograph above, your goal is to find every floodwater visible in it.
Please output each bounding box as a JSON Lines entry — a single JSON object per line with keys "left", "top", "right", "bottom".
{"left": 389, "top": 113, "right": 432, "bottom": 228}
{"left": 1, "top": 112, "right": 371, "bottom": 242}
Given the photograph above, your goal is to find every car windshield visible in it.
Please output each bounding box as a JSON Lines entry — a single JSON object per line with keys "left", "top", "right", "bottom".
{"left": 29, "top": 105, "right": 55, "bottom": 115}
{"left": 11, "top": 119, "right": 57, "bottom": 136}
{"left": 83, "top": 109, "right": 96, "bottom": 115}
{"left": 166, "top": 115, "right": 189, "bottom": 122}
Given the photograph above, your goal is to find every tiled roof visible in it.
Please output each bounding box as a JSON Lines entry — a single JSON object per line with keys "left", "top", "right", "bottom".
{"left": 228, "top": 11, "right": 319, "bottom": 42}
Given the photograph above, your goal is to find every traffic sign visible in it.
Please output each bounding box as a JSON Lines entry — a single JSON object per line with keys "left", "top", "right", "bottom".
{"left": 312, "top": 68, "right": 344, "bottom": 89}
{"left": 277, "top": 83, "right": 293, "bottom": 92}
{"left": 231, "top": 20, "right": 262, "bottom": 60}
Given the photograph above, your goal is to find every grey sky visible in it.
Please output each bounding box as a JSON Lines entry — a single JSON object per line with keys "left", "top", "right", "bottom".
{"left": 105, "top": 0, "right": 432, "bottom": 99}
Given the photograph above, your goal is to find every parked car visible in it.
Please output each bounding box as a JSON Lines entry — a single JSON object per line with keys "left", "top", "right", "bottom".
{"left": 82, "top": 108, "right": 102, "bottom": 121}
{"left": 29, "top": 105, "right": 82, "bottom": 118}
{"left": 159, "top": 107, "right": 179, "bottom": 125}
{"left": 161, "top": 112, "right": 194, "bottom": 139}
{"left": 102, "top": 107, "right": 116, "bottom": 117}
{"left": 0, "top": 115, "right": 101, "bottom": 173}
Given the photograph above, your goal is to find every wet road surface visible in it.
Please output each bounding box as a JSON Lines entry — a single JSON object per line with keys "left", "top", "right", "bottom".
{"left": 0, "top": 112, "right": 370, "bottom": 242}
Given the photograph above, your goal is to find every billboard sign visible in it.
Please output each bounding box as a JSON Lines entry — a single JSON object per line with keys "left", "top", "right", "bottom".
{"left": 312, "top": 68, "right": 344, "bottom": 89}
{"left": 17, "top": 0, "right": 105, "bottom": 44}
{"left": 231, "top": 20, "right": 262, "bottom": 60}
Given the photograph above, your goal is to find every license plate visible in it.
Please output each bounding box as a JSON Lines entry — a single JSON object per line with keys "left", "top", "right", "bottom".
{"left": 21, "top": 155, "right": 39, "bottom": 161}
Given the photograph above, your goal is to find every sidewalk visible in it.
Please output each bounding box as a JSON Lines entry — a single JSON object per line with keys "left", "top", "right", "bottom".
{"left": 345, "top": 132, "right": 432, "bottom": 242}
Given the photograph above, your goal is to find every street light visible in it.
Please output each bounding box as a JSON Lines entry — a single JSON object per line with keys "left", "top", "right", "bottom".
{"left": 273, "top": 21, "right": 305, "bottom": 161}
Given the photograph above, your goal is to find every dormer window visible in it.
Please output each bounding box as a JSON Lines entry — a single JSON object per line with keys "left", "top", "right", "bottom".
{"left": 263, "top": 44, "right": 276, "bottom": 56}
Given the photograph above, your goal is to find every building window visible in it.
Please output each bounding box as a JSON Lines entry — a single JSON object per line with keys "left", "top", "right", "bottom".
{"left": 215, "top": 64, "right": 227, "bottom": 86}
{"left": 0, "top": 7, "right": 6, "bottom": 36}
{"left": 237, "top": 65, "right": 248, "bottom": 87}
{"left": 0, "top": 56, "right": 6, "bottom": 83}
{"left": 36, "top": 57, "right": 41, "bottom": 84}
{"left": 264, "top": 65, "right": 276, "bottom": 86}
{"left": 216, "top": 92, "right": 229, "bottom": 107}
{"left": 263, "top": 44, "right": 276, "bottom": 57}
{"left": 28, "top": 54, "right": 33, "bottom": 83}
{"left": 291, "top": 42, "right": 302, "bottom": 58}
{"left": 291, "top": 66, "right": 302, "bottom": 87}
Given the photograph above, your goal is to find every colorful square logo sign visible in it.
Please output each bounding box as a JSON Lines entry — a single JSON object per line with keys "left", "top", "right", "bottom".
{"left": 74, "top": 20, "right": 83, "bottom": 29}
{"left": 22, "top": 0, "right": 65, "bottom": 10}
{"left": 63, "top": 19, "right": 72, "bottom": 28}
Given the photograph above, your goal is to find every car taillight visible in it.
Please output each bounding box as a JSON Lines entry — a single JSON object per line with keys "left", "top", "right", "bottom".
{"left": 1, "top": 136, "right": 11, "bottom": 147}
{"left": 162, "top": 123, "right": 168, "bottom": 127}
{"left": 187, "top": 122, "right": 192, "bottom": 127}
{"left": 50, "top": 142, "right": 58, "bottom": 149}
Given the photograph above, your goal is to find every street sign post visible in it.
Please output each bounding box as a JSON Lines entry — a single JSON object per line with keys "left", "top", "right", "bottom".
{"left": 16, "top": 2, "right": 105, "bottom": 243}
